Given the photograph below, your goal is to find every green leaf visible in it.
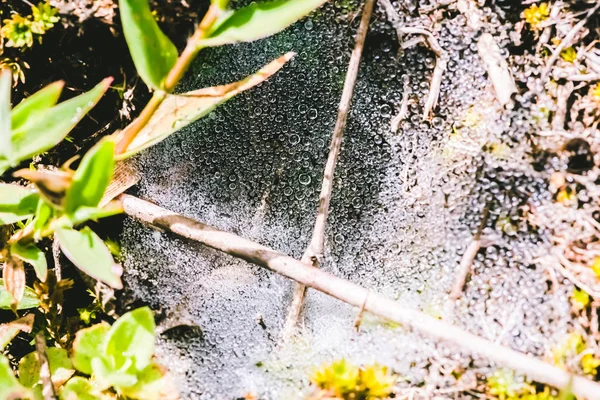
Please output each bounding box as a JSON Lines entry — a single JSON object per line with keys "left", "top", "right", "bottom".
{"left": 0, "top": 315, "right": 34, "bottom": 350}
{"left": 200, "top": 0, "right": 327, "bottom": 47}
{"left": 72, "top": 322, "right": 110, "bottom": 375}
{"left": 0, "top": 183, "right": 39, "bottom": 225}
{"left": 19, "top": 348, "right": 74, "bottom": 389}
{"left": 117, "top": 53, "right": 293, "bottom": 158}
{"left": 104, "top": 307, "right": 155, "bottom": 372}
{"left": 59, "top": 377, "right": 110, "bottom": 400}
{"left": 9, "top": 78, "right": 112, "bottom": 168}
{"left": 211, "top": 0, "right": 230, "bottom": 10}
{"left": 11, "top": 242, "right": 48, "bottom": 282}
{"left": 92, "top": 356, "right": 138, "bottom": 390}
{"left": 121, "top": 362, "right": 178, "bottom": 400}
{"left": 68, "top": 202, "right": 124, "bottom": 226}
{"left": 64, "top": 139, "right": 115, "bottom": 214}
{"left": 0, "top": 69, "right": 12, "bottom": 163}
{"left": 0, "top": 354, "right": 32, "bottom": 400}
{"left": 33, "top": 199, "right": 53, "bottom": 239}
{"left": 119, "top": 0, "right": 178, "bottom": 90}
{"left": 56, "top": 227, "right": 123, "bottom": 289}
{"left": 11, "top": 81, "right": 64, "bottom": 131}
{"left": 0, "top": 279, "right": 39, "bottom": 310}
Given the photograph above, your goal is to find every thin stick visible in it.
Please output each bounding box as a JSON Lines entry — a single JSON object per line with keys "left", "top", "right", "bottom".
{"left": 379, "top": 0, "right": 447, "bottom": 120}
{"left": 35, "top": 332, "right": 56, "bottom": 400}
{"left": 449, "top": 206, "right": 489, "bottom": 301}
{"left": 477, "top": 33, "right": 517, "bottom": 106}
{"left": 281, "top": 0, "right": 375, "bottom": 341}
{"left": 540, "top": 2, "right": 600, "bottom": 83}
{"left": 120, "top": 194, "right": 600, "bottom": 400}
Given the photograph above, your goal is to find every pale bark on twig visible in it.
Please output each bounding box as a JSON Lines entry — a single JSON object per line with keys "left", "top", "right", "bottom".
{"left": 541, "top": 2, "right": 600, "bottom": 83}
{"left": 35, "top": 332, "right": 56, "bottom": 400}
{"left": 553, "top": 81, "right": 574, "bottom": 131}
{"left": 449, "top": 207, "right": 489, "bottom": 301}
{"left": 280, "top": 0, "right": 375, "bottom": 341}
{"left": 120, "top": 194, "right": 600, "bottom": 400}
{"left": 380, "top": 0, "right": 447, "bottom": 119}
{"left": 477, "top": 33, "right": 517, "bottom": 106}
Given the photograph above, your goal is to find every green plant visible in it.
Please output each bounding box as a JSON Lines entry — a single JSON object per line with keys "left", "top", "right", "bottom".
{"left": 310, "top": 359, "right": 396, "bottom": 400}
{"left": 0, "top": 307, "right": 174, "bottom": 399}
{"left": 1, "top": 2, "right": 59, "bottom": 49}
{"left": 0, "top": 69, "right": 121, "bottom": 308}
{"left": 486, "top": 370, "right": 557, "bottom": 400}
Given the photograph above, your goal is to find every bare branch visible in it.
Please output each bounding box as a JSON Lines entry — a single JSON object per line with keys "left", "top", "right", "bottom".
{"left": 380, "top": 0, "right": 447, "bottom": 119}
{"left": 35, "top": 332, "right": 56, "bottom": 400}
{"left": 281, "top": 0, "right": 375, "bottom": 340}
{"left": 541, "top": 2, "right": 600, "bottom": 83}
{"left": 477, "top": 33, "right": 517, "bottom": 106}
{"left": 121, "top": 194, "right": 600, "bottom": 400}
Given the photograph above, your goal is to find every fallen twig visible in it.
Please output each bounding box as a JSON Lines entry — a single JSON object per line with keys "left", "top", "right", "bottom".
{"left": 477, "top": 33, "right": 517, "bottom": 106}
{"left": 391, "top": 80, "right": 410, "bottom": 133}
{"left": 35, "top": 332, "right": 56, "bottom": 400}
{"left": 553, "top": 81, "right": 574, "bottom": 131}
{"left": 120, "top": 193, "right": 600, "bottom": 399}
{"left": 380, "top": 0, "right": 447, "bottom": 119}
{"left": 541, "top": 2, "right": 600, "bottom": 83}
{"left": 449, "top": 207, "right": 489, "bottom": 301}
{"left": 280, "top": 0, "right": 375, "bottom": 341}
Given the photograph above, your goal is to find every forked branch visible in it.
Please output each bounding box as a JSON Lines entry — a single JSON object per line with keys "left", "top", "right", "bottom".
{"left": 280, "top": 0, "right": 376, "bottom": 341}
{"left": 120, "top": 194, "right": 600, "bottom": 400}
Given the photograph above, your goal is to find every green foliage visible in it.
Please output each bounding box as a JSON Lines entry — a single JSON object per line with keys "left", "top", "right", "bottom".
{"left": 0, "top": 279, "right": 39, "bottom": 310}
{"left": 31, "top": 2, "right": 60, "bottom": 34}
{"left": 119, "top": 0, "right": 178, "bottom": 90}
{"left": 310, "top": 359, "right": 396, "bottom": 400}
{"left": 10, "top": 241, "right": 47, "bottom": 282}
{"left": 11, "top": 80, "right": 63, "bottom": 130}
{"left": 1, "top": 2, "right": 59, "bottom": 49}
{"left": 0, "top": 354, "right": 32, "bottom": 399}
{"left": 0, "top": 184, "right": 39, "bottom": 225}
{"left": 486, "top": 370, "right": 557, "bottom": 400}
{"left": 56, "top": 227, "right": 123, "bottom": 289}
{"left": 19, "top": 347, "right": 75, "bottom": 390}
{"left": 552, "top": 333, "right": 600, "bottom": 376}
{"left": 0, "top": 308, "right": 172, "bottom": 399}
{"left": 64, "top": 139, "right": 115, "bottom": 214}
{"left": 0, "top": 78, "right": 112, "bottom": 175}
{"left": 68, "top": 307, "right": 175, "bottom": 399}
{"left": 211, "top": 0, "right": 231, "bottom": 10}
{"left": 201, "top": 0, "right": 328, "bottom": 47}
{"left": 1, "top": 14, "right": 35, "bottom": 48}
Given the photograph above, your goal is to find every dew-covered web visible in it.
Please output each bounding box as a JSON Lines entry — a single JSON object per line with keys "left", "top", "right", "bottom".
{"left": 119, "top": 1, "right": 574, "bottom": 398}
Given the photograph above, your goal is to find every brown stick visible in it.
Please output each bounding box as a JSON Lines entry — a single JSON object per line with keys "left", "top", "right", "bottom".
{"left": 120, "top": 193, "right": 600, "bottom": 400}
{"left": 35, "top": 332, "right": 56, "bottom": 400}
{"left": 280, "top": 0, "right": 375, "bottom": 341}
{"left": 379, "top": 0, "right": 447, "bottom": 119}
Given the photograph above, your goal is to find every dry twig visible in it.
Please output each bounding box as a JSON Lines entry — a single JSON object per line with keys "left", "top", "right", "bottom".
{"left": 477, "top": 33, "right": 517, "bottom": 106}
{"left": 280, "top": 0, "right": 375, "bottom": 341}
{"left": 541, "top": 2, "right": 600, "bottom": 83}
{"left": 35, "top": 332, "right": 56, "bottom": 400}
{"left": 380, "top": 0, "right": 447, "bottom": 119}
{"left": 120, "top": 194, "right": 600, "bottom": 399}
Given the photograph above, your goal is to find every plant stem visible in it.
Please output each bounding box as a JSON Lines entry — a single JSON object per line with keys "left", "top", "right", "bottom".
{"left": 114, "top": 5, "right": 220, "bottom": 156}
{"left": 280, "top": 0, "right": 375, "bottom": 342}
{"left": 120, "top": 193, "right": 600, "bottom": 400}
